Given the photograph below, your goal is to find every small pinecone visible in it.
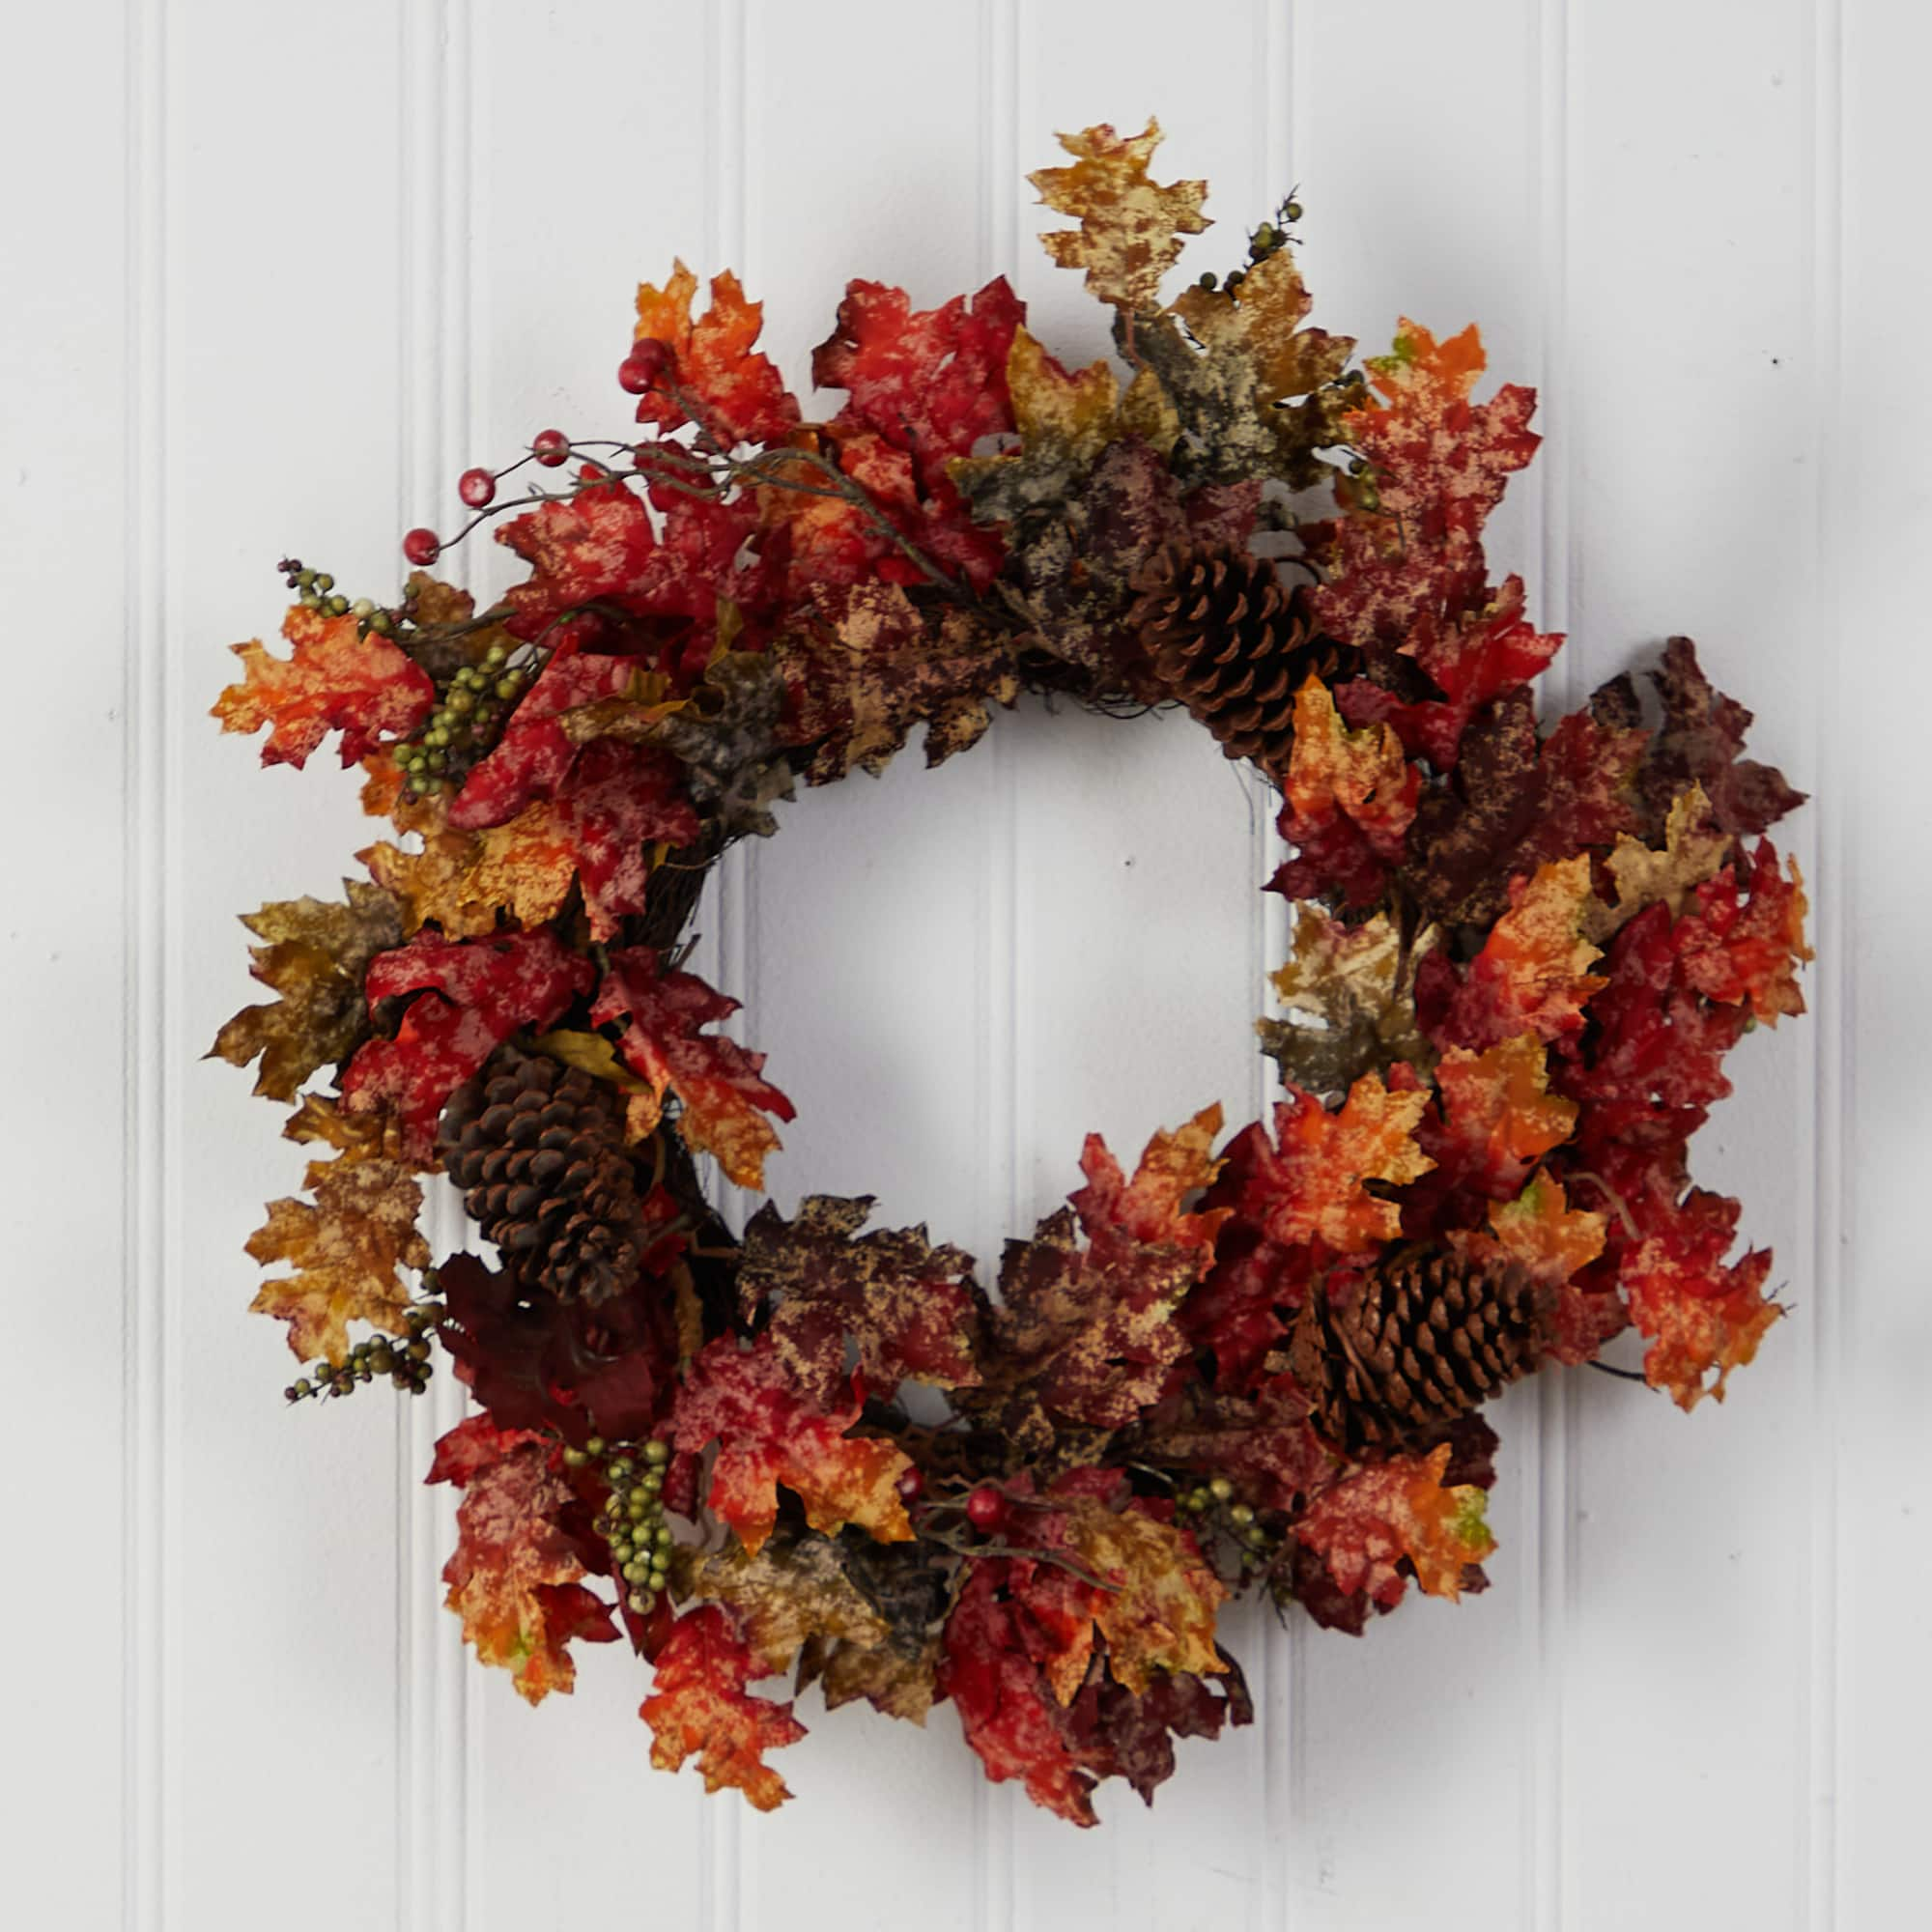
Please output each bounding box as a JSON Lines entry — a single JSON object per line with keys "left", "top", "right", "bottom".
{"left": 1129, "top": 541, "right": 1357, "bottom": 775}
{"left": 1291, "top": 1249, "right": 1539, "bottom": 1455}
{"left": 437, "top": 1046, "right": 644, "bottom": 1304}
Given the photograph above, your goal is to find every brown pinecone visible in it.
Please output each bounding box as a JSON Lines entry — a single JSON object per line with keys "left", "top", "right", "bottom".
{"left": 1290, "top": 1249, "right": 1539, "bottom": 1455}
{"left": 437, "top": 1045, "right": 644, "bottom": 1304}
{"left": 1129, "top": 540, "right": 1356, "bottom": 775}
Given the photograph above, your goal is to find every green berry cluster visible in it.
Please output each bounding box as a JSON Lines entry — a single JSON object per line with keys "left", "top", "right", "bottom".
{"left": 1177, "top": 1474, "right": 1279, "bottom": 1572}
{"left": 285, "top": 1304, "right": 438, "bottom": 1404}
{"left": 392, "top": 642, "right": 533, "bottom": 798}
{"left": 571, "top": 1435, "right": 675, "bottom": 1618}
{"left": 1196, "top": 191, "right": 1306, "bottom": 298}
{"left": 278, "top": 555, "right": 384, "bottom": 630}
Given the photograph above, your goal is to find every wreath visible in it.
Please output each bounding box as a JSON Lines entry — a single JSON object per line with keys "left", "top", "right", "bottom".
{"left": 211, "top": 119, "right": 1810, "bottom": 1825}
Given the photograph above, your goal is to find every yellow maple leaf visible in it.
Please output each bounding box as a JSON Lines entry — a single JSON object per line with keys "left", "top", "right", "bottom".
{"left": 1589, "top": 782, "right": 1733, "bottom": 939}
{"left": 1031, "top": 118, "right": 1209, "bottom": 312}
{"left": 1259, "top": 908, "right": 1437, "bottom": 1100}
{"left": 686, "top": 1535, "right": 891, "bottom": 1679}
{"left": 1055, "top": 1500, "right": 1227, "bottom": 1700}
{"left": 245, "top": 1148, "right": 428, "bottom": 1364}
{"left": 361, "top": 800, "right": 578, "bottom": 939}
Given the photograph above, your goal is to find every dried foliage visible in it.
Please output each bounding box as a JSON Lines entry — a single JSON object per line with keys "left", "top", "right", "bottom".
{"left": 210, "top": 117, "right": 1809, "bottom": 1829}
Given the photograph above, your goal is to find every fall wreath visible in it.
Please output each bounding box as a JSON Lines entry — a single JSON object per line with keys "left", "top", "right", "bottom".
{"left": 212, "top": 121, "right": 1811, "bottom": 1825}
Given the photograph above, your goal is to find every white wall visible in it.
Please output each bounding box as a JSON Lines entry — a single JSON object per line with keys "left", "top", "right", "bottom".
{"left": 3, "top": 3, "right": 1925, "bottom": 1928}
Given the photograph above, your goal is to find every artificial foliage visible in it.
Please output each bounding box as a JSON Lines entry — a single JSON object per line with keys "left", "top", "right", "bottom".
{"left": 212, "top": 120, "right": 1810, "bottom": 1825}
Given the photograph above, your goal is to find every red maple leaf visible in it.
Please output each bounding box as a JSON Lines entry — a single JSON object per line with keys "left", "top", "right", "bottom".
{"left": 591, "top": 947, "right": 795, "bottom": 1189}
{"left": 428, "top": 1415, "right": 617, "bottom": 1704}
{"left": 640, "top": 1604, "right": 808, "bottom": 1812}
{"left": 670, "top": 1334, "right": 915, "bottom": 1556}
{"left": 810, "top": 276, "right": 1024, "bottom": 594}
{"left": 1309, "top": 320, "right": 1541, "bottom": 667}
{"left": 1336, "top": 573, "right": 1561, "bottom": 771}
{"left": 1293, "top": 1442, "right": 1496, "bottom": 1611}
{"left": 1674, "top": 840, "right": 1811, "bottom": 1025}
{"left": 340, "top": 927, "right": 594, "bottom": 1160}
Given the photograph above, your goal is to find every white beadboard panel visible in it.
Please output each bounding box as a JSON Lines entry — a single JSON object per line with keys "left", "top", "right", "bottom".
{"left": 0, "top": 3, "right": 132, "bottom": 1928}
{"left": 8, "top": 2, "right": 1931, "bottom": 1928}
{"left": 1558, "top": 9, "right": 1822, "bottom": 1931}
{"left": 1834, "top": 5, "right": 1930, "bottom": 1928}
{"left": 166, "top": 5, "right": 419, "bottom": 1930}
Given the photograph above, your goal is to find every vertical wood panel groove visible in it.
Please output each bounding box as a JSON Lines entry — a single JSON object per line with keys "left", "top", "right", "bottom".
{"left": 123, "top": 1, "right": 168, "bottom": 1926}
{"left": 1802, "top": 3, "right": 1846, "bottom": 1924}
{"left": 979, "top": 6, "right": 1020, "bottom": 1924}
{"left": 1253, "top": 7, "right": 1295, "bottom": 1926}
{"left": 400, "top": 0, "right": 473, "bottom": 1922}
{"left": 1531, "top": 6, "right": 1575, "bottom": 1928}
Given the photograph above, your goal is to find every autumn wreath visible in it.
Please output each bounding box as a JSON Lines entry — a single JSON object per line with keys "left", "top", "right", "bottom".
{"left": 212, "top": 120, "right": 1811, "bottom": 1825}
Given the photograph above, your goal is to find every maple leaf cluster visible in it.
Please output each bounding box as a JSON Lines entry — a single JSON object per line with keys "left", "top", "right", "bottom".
{"left": 210, "top": 119, "right": 1809, "bottom": 1824}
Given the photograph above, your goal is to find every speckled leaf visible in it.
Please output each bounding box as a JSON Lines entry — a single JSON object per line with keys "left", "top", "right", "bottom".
{"left": 1294, "top": 1442, "right": 1496, "bottom": 1609}
{"left": 1031, "top": 118, "right": 1209, "bottom": 313}
{"left": 737, "top": 1194, "right": 983, "bottom": 1409}
{"left": 778, "top": 582, "right": 1017, "bottom": 783}
{"left": 245, "top": 1141, "right": 428, "bottom": 1365}
{"left": 671, "top": 1335, "right": 916, "bottom": 1556}
{"left": 213, "top": 605, "right": 433, "bottom": 768}
{"left": 210, "top": 881, "right": 404, "bottom": 1101}
{"left": 431, "top": 1416, "right": 618, "bottom": 1704}
{"left": 1257, "top": 909, "right": 1436, "bottom": 1101}
{"left": 641, "top": 1605, "right": 808, "bottom": 1812}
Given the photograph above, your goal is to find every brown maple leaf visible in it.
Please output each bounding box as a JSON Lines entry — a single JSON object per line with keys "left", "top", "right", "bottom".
{"left": 209, "top": 882, "right": 404, "bottom": 1102}
{"left": 737, "top": 1195, "right": 983, "bottom": 1409}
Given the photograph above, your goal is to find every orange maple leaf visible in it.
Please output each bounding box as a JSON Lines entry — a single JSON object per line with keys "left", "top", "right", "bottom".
{"left": 1285, "top": 675, "right": 1421, "bottom": 851}
{"left": 431, "top": 1418, "right": 617, "bottom": 1705}
{"left": 1068, "top": 1103, "right": 1227, "bottom": 1258}
{"left": 1482, "top": 1168, "right": 1606, "bottom": 1286}
{"left": 213, "top": 605, "right": 433, "bottom": 768}
{"left": 1294, "top": 1443, "right": 1495, "bottom": 1608}
{"left": 641, "top": 1605, "right": 808, "bottom": 1812}
{"left": 672, "top": 1336, "right": 915, "bottom": 1557}
{"left": 1621, "top": 1196, "right": 1782, "bottom": 1409}
{"left": 1449, "top": 854, "right": 1607, "bottom": 1047}
{"left": 1434, "top": 1032, "right": 1578, "bottom": 1197}
{"left": 633, "top": 261, "right": 800, "bottom": 448}
{"left": 361, "top": 801, "right": 579, "bottom": 940}
{"left": 1230, "top": 1073, "right": 1434, "bottom": 1253}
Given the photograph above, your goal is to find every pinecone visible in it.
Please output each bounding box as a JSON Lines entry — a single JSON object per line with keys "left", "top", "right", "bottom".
{"left": 1290, "top": 1248, "right": 1540, "bottom": 1455}
{"left": 1129, "top": 540, "right": 1357, "bottom": 775}
{"left": 437, "top": 1045, "right": 645, "bottom": 1304}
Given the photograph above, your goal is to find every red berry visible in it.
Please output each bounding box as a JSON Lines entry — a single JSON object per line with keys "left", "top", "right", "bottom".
{"left": 895, "top": 1467, "right": 924, "bottom": 1504}
{"left": 965, "top": 1486, "right": 1006, "bottom": 1531}
{"left": 458, "top": 468, "right": 496, "bottom": 510}
{"left": 402, "top": 526, "right": 440, "bottom": 566}
{"left": 531, "top": 428, "right": 570, "bottom": 468}
{"left": 616, "top": 355, "right": 654, "bottom": 396}
{"left": 629, "top": 337, "right": 672, "bottom": 381}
